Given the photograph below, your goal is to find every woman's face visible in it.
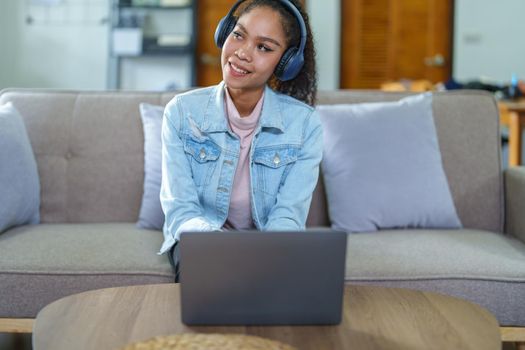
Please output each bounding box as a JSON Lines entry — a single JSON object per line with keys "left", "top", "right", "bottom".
{"left": 221, "top": 6, "right": 287, "bottom": 93}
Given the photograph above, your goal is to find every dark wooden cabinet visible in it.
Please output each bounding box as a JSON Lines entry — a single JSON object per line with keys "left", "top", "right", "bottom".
{"left": 340, "top": 0, "right": 453, "bottom": 89}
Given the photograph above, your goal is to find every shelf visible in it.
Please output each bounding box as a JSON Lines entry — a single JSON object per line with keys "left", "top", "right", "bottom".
{"left": 113, "top": 39, "right": 193, "bottom": 57}
{"left": 117, "top": 0, "right": 193, "bottom": 9}
{"left": 109, "top": 0, "right": 197, "bottom": 89}
{"left": 143, "top": 37, "right": 193, "bottom": 54}
{"left": 117, "top": 4, "right": 192, "bottom": 10}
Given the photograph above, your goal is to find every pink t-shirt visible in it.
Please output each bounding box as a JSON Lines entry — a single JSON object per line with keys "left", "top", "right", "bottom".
{"left": 223, "top": 87, "right": 264, "bottom": 230}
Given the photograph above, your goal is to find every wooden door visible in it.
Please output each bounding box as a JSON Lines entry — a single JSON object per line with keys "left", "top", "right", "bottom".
{"left": 196, "top": 0, "right": 232, "bottom": 87}
{"left": 340, "top": 0, "right": 453, "bottom": 89}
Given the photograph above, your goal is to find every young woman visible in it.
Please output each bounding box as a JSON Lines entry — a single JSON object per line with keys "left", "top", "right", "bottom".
{"left": 159, "top": 0, "right": 322, "bottom": 276}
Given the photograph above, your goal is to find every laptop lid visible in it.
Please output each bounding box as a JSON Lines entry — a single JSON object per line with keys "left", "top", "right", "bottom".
{"left": 179, "top": 230, "right": 347, "bottom": 326}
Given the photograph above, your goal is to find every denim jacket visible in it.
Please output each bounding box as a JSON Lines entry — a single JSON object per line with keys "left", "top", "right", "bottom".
{"left": 159, "top": 82, "right": 323, "bottom": 254}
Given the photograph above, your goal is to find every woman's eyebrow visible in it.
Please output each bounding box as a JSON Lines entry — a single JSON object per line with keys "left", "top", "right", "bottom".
{"left": 237, "top": 23, "right": 282, "bottom": 47}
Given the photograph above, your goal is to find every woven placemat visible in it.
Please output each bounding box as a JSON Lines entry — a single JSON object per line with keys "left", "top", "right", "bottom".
{"left": 119, "top": 333, "right": 297, "bottom": 350}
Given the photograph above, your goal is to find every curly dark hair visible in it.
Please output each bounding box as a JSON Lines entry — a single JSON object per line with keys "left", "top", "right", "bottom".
{"left": 235, "top": 0, "right": 317, "bottom": 106}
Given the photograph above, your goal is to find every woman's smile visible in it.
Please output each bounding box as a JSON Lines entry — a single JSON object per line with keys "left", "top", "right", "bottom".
{"left": 228, "top": 61, "right": 251, "bottom": 76}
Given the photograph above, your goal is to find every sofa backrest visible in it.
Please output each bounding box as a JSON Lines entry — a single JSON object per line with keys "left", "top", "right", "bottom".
{"left": 311, "top": 90, "right": 503, "bottom": 233}
{"left": 0, "top": 89, "right": 503, "bottom": 232}
{"left": 0, "top": 90, "right": 176, "bottom": 224}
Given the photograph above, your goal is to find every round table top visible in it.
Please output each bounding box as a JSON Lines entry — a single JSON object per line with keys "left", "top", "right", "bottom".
{"left": 120, "top": 333, "right": 297, "bottom": 350}
{"left": 32, "top": 283, "right": 501, "bottom": 350}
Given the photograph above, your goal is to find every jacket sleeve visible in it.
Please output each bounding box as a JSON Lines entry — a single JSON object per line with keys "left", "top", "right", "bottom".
{"left": 263, "top": 110, "right": 323, "bottom": 231}
{"left": 159, "top": 98, "right": 220, "bottom": 254}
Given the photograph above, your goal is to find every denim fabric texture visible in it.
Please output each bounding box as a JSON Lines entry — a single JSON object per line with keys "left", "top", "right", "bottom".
{"left": 159, "top": 82, "right": 323, "bottom": 254}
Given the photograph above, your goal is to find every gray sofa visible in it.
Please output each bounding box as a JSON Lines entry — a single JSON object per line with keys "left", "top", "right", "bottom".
{"left": 1, "top": 89, "right": 524, "bottom": 339}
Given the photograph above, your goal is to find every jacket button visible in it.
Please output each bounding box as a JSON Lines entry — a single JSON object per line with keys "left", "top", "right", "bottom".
{"left": 199, "top": 148, "right": 206, "bottom": 159}
{"left": 273, "top": 153, "right": 280, "bottom": 165}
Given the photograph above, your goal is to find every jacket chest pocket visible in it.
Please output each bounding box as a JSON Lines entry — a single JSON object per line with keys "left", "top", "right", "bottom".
{"left": 183, "top": 136, "right": 221, "bottom": 187}
{"left": 252, "top": 146, "right": 299, "bottom": 196}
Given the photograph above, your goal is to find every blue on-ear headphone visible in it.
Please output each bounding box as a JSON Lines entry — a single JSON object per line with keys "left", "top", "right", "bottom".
{"left": 214, "top": 0, "right": 307, "bottom": 81}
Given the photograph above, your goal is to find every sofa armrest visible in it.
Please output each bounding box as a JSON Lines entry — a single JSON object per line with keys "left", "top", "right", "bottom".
{"left": 505, "top": 166, "right": 525, "bottom": 242}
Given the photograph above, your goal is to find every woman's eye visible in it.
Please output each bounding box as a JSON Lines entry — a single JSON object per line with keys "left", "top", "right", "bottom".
{"left": 258, "top": 44, "right": 273, "bottom": 52}
{"left": 232, "top": 31, "right": 242, "bottom": 39}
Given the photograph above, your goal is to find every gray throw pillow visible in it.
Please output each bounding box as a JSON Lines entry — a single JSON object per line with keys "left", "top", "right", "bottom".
{"left": 0, "top": 102, "right": 40, "bottom": 233}
{"left": 317, "top": 93, "right": 462, "bottom": 232}
{"left": 137, "top": 103, "right": 165, "bottom": 230}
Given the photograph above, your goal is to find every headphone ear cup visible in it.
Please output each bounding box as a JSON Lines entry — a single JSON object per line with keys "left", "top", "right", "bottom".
{"left": 275, "top": 48, "right": 302, "bottom": 81}
{"left": 214, "top": 16, "right": 236, "bottom": 48}
{"left": 275, "top": 48, "right": 295, "bottom": 79}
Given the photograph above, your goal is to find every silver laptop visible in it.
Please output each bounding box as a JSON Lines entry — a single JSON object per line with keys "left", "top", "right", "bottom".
{"left": 179, "top": 230, "right": 347, "bottom": 326}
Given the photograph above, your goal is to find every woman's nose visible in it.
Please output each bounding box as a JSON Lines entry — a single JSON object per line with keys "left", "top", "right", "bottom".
{"left": 235, "top": 46, "right": 251, "bottom": 62}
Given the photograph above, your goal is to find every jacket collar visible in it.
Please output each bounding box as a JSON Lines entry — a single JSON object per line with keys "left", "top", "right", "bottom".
{"left": 201, "top": 81, "right": 284, "bottom": 133}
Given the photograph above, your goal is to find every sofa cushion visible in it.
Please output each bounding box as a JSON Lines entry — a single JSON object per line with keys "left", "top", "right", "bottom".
{"left": 0, "top": 223, "right": 174, "bottom": 318}
{"left": 318, "top": 93, "right": 461, "bottom": 232}
{"left": 312, "top": 90, "right": 503, "bottom": 233}
{"left": 137, "top": 103, "right": 165, "bottom": 230}
{"left": 0, "top": 102, "right": 40, "bottom": 233}
{"left": 345, "top": 229, "right": 525, "bottom": 326}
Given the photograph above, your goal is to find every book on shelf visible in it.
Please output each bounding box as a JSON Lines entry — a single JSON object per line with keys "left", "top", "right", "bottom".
{"left": 160, "top": 0, "right": 191, "bottom": 7}
{"left": 131, "top": 0, "right": 160, "bottom": 6}
{"left": 126, "top": 0, "right": 191, "bottom": 8}
{"left": 157, "top": 34, "right": 190, "bottom": 47}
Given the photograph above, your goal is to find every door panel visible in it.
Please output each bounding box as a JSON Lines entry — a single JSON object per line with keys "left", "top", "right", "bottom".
{"left": 340, "top": 0, "right": 453, "bottom": 89}
{"left": 196, "top": 0, "right": 232, "bottom": 87}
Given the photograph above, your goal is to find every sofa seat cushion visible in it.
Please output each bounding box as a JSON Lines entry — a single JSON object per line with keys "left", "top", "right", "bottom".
{"left": 0, "top": 223, "right": 174, "bottom": 318}
{"left": 345, "top": 229, "right": 525, "bottom": 325}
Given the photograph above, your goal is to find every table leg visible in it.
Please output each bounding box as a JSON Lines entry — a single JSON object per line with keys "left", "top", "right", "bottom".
{"left": 508, "top": 111, "right": 522, "bottom": 166}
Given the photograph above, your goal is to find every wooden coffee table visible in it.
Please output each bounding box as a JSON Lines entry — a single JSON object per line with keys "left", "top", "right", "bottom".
{"left": 500, "top": 98, "right": 525, "bottom": 166}
{"left": 32, "top": 283, "right": 501, "bottom": 350}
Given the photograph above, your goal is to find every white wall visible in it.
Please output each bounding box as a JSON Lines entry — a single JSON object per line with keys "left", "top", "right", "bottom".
{"left": 0, "top": 0, "right": 17, "bottom": 88}
{"left": 0, "top": 0, "right": 109, "bottom": 90}
{"left": 454, "top": 0, "right": 525, "bottom": 84}
{"left": 307, "top": 0, "right": 340, "bottom": 90}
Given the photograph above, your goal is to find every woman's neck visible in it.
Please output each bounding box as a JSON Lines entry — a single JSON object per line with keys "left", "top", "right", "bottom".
{"left": 226, "top": 86, "right": 264, "bottom": 118}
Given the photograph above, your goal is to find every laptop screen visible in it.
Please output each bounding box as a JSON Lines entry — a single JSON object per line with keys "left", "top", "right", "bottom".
{"left": 179, "top": 230, "right": 347, "bottom": 325}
